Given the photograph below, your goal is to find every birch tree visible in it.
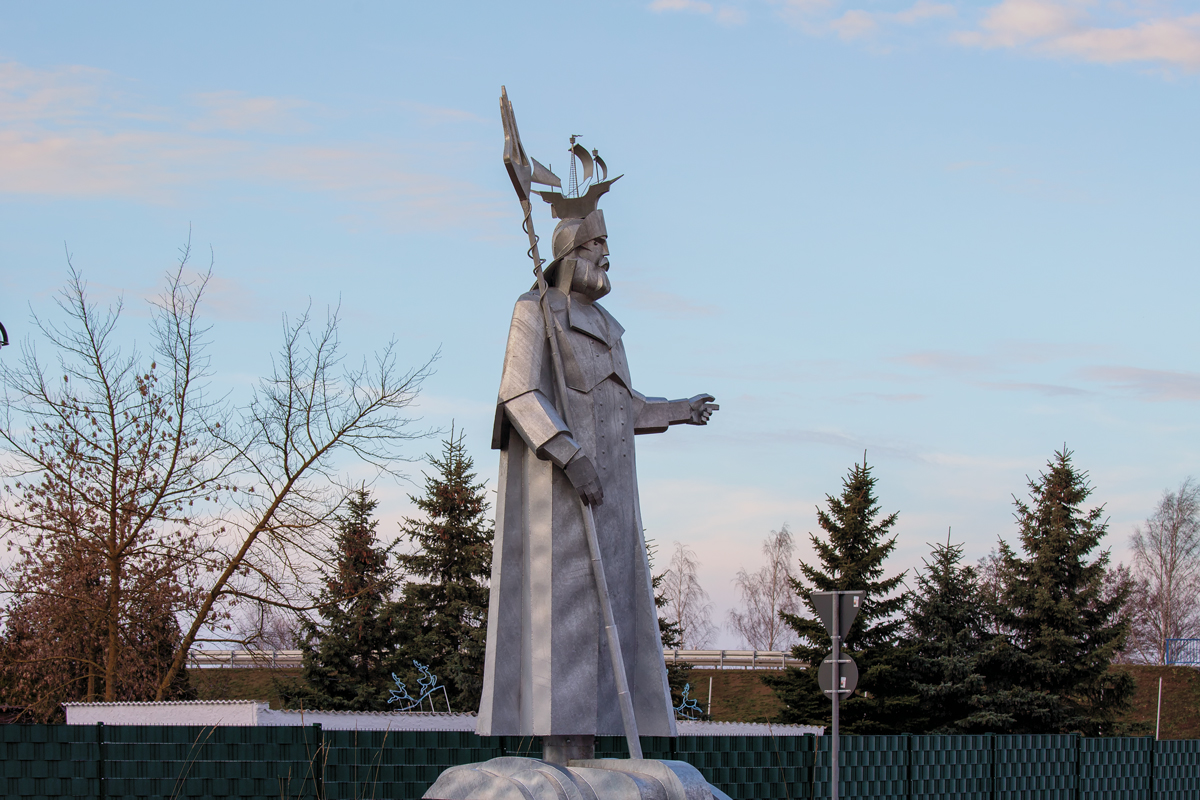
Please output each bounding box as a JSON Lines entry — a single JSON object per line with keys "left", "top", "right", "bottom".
{"left": 727, "top": 525, "right": 799, "bottom": 650}
{"left": 660, "top": 541, "right": 715, "bottom": 649}
{"left": 1129, "top": 479, "right": 1200, "bottom": 663}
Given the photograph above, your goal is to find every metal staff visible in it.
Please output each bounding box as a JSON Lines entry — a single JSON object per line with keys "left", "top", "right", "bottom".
{"left": 499, "top": 86, "right": 644, "bottom": 760}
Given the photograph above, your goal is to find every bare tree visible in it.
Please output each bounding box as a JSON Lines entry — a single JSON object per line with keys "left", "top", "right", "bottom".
{"left": 660, "top": 541, "right": 715, "bottom": 649}
{"left": 232, "top": 604, "right": 303, "bottom": 652}
{"left": 1, "top": 256, "right": 225, "bottom": 709}
{"left": 0, "top": 250, "right": 434, "bottom": 712}
{"left": 1129, "top": 478, "right": 1200, "bottom": 663}
{"left": 154, "top": 304, "right": 432, "bottom": 698}
{"left": 727, "top": 525, "right": 799, "bottom": 650}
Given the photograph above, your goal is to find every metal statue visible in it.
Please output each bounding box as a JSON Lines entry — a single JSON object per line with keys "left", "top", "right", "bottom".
{"left": 476, "top": 88, "right": 718, "bottom": 755}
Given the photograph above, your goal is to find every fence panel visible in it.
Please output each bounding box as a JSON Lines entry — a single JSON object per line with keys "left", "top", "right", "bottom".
{"left": 909, "top": 734, "right": 992, "bottom": 800}
{"left": 1156, "top": 739, "right": 1200, "bottom": 800}
{"left": 811, "top": 735, "right": 909, "bottom": 799}
{"left": 1079, "top": 736, "right": 1152, "bottom": 800}
{"left": 3, "top": 726, "right": 1200, "bottom": 799}
{"left": 994, "top": 734, "right": 1077, "bottom": 800}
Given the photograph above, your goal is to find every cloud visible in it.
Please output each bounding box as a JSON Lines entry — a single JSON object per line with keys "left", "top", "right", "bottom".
{"left": 894, "top": 349, "right": 992, "bottom": 373}
{"left": 762, "top": 427, "right": 926, "bottom": 461}
{"left": 649, "top": 0, "right": 747, "bottom": 25}
{"left": 651, "top": 0, "right": 714, "bottom": 12}
{"left": 830, "top": 1, "right": 956, "bottom": 41}
{"left": 1081, "top": 365, "right": 1200, "bottom": 401}
{"left": 957, "top": 0, "right": 1080, "bottom": 48}
{"left": 0, "top": 129, "right": 242, "bottom": 199}
{"left": 396, "top": 101, "right": 489, "bottom": 127}
{"left": 612, "top": 279, "right": 720, "bottom": 319}
{"left": 845, "top": 391, "right": 926, "bottom": 403}
{"left": 0, "top": 61, "right": 111, "bottom": 127}
{"left": 955, "top": 0, "right": 1200, "bottom": 70}
{"left": 189, "top": 91, "right": 314, "bottom": 133}
{"left": 976, "top": 380, "right": 1092, "bottom": 397}
{"left": 0, "top": 60, "right": 506, "bottom": 231}
{"left": 890, "top": 345, "right": 1101, "bottom": 398}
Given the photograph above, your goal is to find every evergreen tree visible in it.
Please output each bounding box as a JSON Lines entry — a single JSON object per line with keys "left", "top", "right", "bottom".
{"left": 976, "top": 448, "right": 1133, "bottom": 734}
{"left": 765, "top": 458, "right": 916, "bottom": 733}
{"left": 391, "top": 429, "right": 493, "bottom": 712}
{"left": 288, "top": 487, "right": 400, "bottom": 710}
{"left": 906, "top": 534, "right": 997, "bottom": 733}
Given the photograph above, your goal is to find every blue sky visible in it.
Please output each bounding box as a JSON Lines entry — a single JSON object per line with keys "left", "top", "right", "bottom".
{"left": 2, "top": 1, "right": 1199, "bottom": 647}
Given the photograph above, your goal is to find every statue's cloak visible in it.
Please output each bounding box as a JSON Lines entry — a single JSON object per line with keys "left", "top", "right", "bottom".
{"left": 476, "top": 287, "right": 681, "bottom": 738}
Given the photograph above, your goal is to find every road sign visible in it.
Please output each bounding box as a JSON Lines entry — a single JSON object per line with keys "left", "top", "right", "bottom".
{"left": 811, "top": 591, "right": 864, "bottom": 639}
{"left": 817, "top": 654, "right": 858, "bottom": 698}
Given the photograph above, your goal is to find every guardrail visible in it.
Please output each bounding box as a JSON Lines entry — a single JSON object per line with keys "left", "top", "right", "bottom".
{"left": 1166, "top": 638, "right": 1200, "bottom": 665}
{"left": 187, "top": 649, "right": 806, "bottom": 670}
{"left": 664, "top": 649, "right": 805, "bottom": 670}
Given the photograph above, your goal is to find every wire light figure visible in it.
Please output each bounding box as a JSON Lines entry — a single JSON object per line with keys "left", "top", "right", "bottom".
{"left": 388, "top": 660, "right": 453, "bottom": 713}
{"left": 673, "top": 683, "right": 704, "bottom": 721}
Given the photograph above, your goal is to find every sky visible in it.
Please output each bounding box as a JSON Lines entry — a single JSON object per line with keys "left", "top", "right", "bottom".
{"left": 1, "top": 1, "right": 1199, "bottom": 648}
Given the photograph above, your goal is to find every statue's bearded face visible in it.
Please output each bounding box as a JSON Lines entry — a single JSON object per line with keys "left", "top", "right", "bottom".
{"left": 570, "top": 237, "right": 611, "bottom": 300}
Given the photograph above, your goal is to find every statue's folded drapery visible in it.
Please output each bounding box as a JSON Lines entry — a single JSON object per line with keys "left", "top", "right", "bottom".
{"left": 476, "top": 287, "right": 692, "bottom": 738}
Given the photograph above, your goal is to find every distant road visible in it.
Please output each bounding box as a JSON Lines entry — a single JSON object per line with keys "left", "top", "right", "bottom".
{"left": 188, "top": 648, "right": 805, "bottom": 670}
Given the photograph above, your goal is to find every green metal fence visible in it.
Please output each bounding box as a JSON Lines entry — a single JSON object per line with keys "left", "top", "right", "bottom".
{"left": 2, "top": 725, "right": 1199, "bottom": 800}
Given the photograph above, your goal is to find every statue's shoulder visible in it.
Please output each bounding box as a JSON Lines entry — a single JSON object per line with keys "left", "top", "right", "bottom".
{"left": 512, "top": 288, "right": 566, "bottom": 322}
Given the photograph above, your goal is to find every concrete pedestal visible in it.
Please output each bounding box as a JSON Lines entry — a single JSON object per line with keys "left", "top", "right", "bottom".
{"left": 424, "top": 757, "right": 733, "bottom": 800}
{"left": 543, "top": 736, "right": 596, "bottom": 765}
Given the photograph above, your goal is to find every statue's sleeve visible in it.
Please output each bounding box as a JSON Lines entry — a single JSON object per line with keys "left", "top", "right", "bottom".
{"left": 631, "top": 390, "right": 694, "bottom": 435}
{"left": 491, "top": 294, "right": 582, "bottom": 468}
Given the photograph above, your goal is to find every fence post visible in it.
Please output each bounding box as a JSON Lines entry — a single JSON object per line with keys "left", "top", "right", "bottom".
{"left": 808, "top": 734, "right": 817, "bottom": 800}
{"left": 1080, "top": 734, "right": 1089, "bottom": 800}
{"left": 988, "top": 733, "right": 996, "bottom": 800}
{"left": 905, "top": 733, "right": 912, "bottom": 800}
{"left": 96, "top": 721, "right": 106, "bottom": 800}
{"left": 1150, "top": 735, "right": 1157, "bottom": 800}
{"left": 314, "top": 723, "right": 325, "bottom": 800}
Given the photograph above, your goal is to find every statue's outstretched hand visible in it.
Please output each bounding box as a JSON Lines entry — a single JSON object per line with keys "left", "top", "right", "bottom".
{"left": 565, "top": 453, "right": 604, "bottom": 506}
{"left": 688, "top": 394, "right": 719, "bottom": 425}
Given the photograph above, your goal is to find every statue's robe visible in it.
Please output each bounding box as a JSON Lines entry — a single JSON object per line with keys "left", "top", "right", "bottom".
{"left": 476, "top": 287, "right": 693, "bottom": 737}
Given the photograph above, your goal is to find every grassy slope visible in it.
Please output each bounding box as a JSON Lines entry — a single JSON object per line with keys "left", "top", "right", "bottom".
{"left": 187, "top": 668, "right": 304, "bottom": 709}
{"left": 703, "top": 665, "right": 1200, "bottom": 738}
{"left": 188, "top": 664, "right": 1200, "bottom": 737}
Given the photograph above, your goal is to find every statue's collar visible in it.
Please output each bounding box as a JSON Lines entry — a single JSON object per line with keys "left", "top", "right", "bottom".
{"left": 567, "top": 295, "right": 623, "bottom": 347}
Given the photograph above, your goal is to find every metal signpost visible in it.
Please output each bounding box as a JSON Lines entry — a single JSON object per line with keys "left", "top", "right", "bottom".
{"left": 812, "top": 590, "right": 864, "bottom": 800}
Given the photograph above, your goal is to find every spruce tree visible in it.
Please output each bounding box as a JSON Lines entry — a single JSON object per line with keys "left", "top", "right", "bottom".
{"left": 391, "top": 429, "right": 493, "bottom": 713}
{"left": 906, "top": 534, "right": 997, "bottom": 733}
{"left": 289, "top": 487, "right": 400, "bottom": 711}
{"left": 977, "top": 448, "right": 1133, "bottom": 734}
{"left": 765, "top": 458, "right": 916, "bottom": 733}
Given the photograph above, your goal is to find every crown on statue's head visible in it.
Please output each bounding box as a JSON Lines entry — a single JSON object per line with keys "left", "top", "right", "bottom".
{"left": 531, "top": 138, "right": 621, "bottom": 221}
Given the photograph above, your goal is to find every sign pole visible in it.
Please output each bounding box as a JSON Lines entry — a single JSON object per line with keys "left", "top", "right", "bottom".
{"left": 831, "top": 595, "right": 839, "bottom": 800}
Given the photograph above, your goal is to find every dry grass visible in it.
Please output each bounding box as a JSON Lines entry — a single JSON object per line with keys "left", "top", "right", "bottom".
{"left": 698, "top": 670, "right": 787, "bottom": 723}
{"left": 1114, "top": 664, "right": 1200, "bottom": 740}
